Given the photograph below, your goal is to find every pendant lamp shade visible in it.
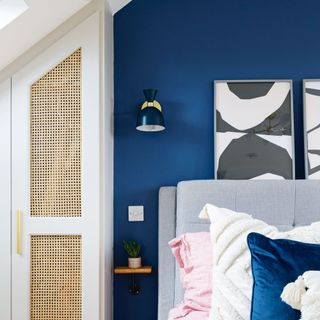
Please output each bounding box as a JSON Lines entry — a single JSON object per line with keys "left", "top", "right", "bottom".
{"left": 136, "top": 89, "right": 165, "bottom": 132}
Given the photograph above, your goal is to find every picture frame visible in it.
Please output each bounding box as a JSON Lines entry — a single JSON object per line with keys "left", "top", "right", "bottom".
{"left": 303, "top": 79, "right": 320, "bottom": 179}
{"left": 214, "top": 80, "right": 295, "bottom": 180}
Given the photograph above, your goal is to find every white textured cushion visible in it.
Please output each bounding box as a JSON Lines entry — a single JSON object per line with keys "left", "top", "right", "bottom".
{"left": 199, "top": 204, "right": 320, "bottom": 320}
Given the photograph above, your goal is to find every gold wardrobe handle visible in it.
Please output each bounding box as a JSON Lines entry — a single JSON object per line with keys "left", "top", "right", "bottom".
{"left": 17, "top": 209, "right": 22, "bottom": 255}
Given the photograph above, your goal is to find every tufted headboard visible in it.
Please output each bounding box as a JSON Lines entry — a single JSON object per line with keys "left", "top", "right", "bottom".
{"left": 158, "top": 180, "right": 320, "bottom": 320}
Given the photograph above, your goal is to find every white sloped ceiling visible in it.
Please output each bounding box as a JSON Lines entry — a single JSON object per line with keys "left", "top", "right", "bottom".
{"left": 0, "top": 0, "right": 92, "bottom": 71}
{"left": 0, "top": 0, "right": 134, "bottom": 72}
{"left": 107, "top": 0, "right": 132, "bottom": 14}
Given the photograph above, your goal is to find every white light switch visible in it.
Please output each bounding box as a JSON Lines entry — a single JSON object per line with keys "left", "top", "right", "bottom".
{"left": 128, "top": 206, "right": 144, "bottom": 222}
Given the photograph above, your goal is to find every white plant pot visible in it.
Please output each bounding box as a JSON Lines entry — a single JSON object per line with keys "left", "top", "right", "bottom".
{"left": 128, "top": 257, "right": 142, "bottom": 269}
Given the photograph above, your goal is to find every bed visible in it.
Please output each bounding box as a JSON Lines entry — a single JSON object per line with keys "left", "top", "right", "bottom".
{"left": 158, "top": 180, "right": 320, "bottom": 320}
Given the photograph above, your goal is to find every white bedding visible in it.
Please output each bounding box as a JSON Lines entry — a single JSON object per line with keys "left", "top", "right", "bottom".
{"left": 200, "top": 204, "right": 320, "bottom": 320}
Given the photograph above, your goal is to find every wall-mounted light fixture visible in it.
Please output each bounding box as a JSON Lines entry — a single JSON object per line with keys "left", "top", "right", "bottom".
{"left": 136, "top": 89, "right": 165, "bottom": 132}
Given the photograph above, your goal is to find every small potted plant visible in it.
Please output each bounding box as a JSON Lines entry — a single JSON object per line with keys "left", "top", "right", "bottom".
{"left": 123, "top": 240, "right": 142, "bottom": 269}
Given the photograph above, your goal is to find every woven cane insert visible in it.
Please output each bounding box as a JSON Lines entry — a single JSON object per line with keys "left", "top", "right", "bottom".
{"left": 30, "top": 49, "right": 82, "bottom": 217}
{"left": 30, "top": 235, "right": 82, "bottom": 320}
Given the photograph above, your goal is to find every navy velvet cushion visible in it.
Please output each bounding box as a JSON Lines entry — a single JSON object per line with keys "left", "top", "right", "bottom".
{"left": 247, "top": 232, "right": 320, "bottom": 320}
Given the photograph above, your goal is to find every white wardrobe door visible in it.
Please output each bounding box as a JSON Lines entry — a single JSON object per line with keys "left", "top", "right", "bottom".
{"left": 12, "top": 13, "right": 101, "bottom": 320}
{"left": 0, "top": 79, "right": 11, "bottom": 320}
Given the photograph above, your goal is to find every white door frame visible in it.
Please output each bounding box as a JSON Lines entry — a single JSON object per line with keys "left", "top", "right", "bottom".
{"left": 11, "top": 13, "right": 101, "bottom": 320}
{"left": 0, "top": 79, "right": 11, "bottom": 320}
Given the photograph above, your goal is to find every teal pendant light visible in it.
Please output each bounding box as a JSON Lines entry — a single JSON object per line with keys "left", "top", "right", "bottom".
{"left": 136, "top": 89, "right": 165, "bottom": 132}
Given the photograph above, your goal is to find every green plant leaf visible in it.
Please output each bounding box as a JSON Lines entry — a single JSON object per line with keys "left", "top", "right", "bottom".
{"left": 122, "top": 240, "right": 141, "bottom": 258}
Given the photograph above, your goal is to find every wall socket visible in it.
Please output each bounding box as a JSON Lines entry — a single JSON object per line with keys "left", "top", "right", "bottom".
{"left": 128, "top": 206, "right": 144, "bottom": 222}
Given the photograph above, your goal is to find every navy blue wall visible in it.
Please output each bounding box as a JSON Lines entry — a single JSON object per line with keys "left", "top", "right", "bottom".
{"left": 114, "top": 0, "right": 319, "bottom": 318}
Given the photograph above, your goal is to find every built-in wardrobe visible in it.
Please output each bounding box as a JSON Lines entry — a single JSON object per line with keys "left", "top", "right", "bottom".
{"left": 0, "top": 13, "right": 108, "bottom": 320}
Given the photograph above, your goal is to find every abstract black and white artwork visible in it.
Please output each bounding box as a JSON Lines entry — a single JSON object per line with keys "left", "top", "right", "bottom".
{"left": 214, "top": 80, "right": 294, "bottom": 180}
{"left": 304, "top": 80, "right": 320, "bottom": 179}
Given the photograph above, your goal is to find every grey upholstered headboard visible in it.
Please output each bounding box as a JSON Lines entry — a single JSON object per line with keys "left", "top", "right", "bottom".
{"left": 158, "top": 180, "right": 320, "bottom": 320}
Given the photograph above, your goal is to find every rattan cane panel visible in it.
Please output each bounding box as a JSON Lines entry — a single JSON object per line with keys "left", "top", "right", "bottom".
{"left": 30, "top": 235, "right": 82, "bottom": 320}
{"left": 30, "top": 49, "right": 81, "bottom": 217}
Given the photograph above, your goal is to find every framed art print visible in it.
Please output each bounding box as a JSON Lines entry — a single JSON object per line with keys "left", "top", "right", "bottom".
{"left": 214, "top": 80, "right": 295, "bottom": 180}
{"left": 303, "top": 79, "right": 320, "bottom": 179}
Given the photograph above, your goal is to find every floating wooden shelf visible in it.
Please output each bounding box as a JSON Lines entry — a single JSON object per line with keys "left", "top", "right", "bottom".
{"left": 114, "top": 266, "right": 152, "bottom": 274}
{"left": 114, "top": 266, "right": 152, "bottom": 295}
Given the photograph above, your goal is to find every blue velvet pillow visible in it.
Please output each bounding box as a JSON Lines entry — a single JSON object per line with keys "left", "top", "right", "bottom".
{"left": 247, "top": 232, "right": 320, "bottom": 320}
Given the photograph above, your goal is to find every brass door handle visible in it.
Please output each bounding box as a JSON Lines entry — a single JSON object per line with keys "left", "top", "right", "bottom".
{"left": 17, "top": 209, "right": 22, "bottom": 255}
